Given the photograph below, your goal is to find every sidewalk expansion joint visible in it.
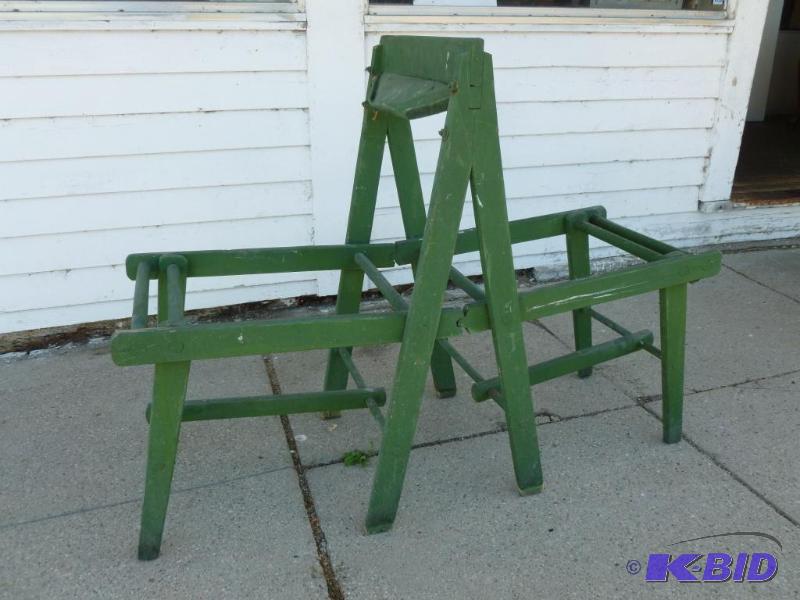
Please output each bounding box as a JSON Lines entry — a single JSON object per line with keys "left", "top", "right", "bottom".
{"left": 262, "top": 355, "right": 345, "bottom": 600}
{"left": 638, "top": 402, "right": 800, "bottom": 529}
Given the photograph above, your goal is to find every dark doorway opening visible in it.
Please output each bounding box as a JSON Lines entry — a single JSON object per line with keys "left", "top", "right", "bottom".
{"left": 734, "top": 0, "right": 800, "bottom": 206}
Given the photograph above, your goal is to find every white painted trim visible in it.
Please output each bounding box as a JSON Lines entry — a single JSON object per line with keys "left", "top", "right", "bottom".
{"left": 364, "top": 19, "right": 733, "bottom": 34}
{"left": 305, "top": 0, "right": 367, "bottom": 295}
{"left": 700, "top": 0, "right": 771, "bottom": 208}
{"left": 0, "top": 1, "right": 299, "bottom": 13}
{"left": 368, "top": 4, "right": 728, "bottom": 21}
{"left": 0, "top": 19, "right": 305, "bottom": 31}
{"left": 0, "top": 1, "right": 306, "bottom": 31}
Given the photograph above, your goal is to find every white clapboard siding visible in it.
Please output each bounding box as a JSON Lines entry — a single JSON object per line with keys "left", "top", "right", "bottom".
{"left": 1, "top": 279, "right": 319, "bottom": 335}
{"left": 365, "top": 31, "right": 728, "bottom": 68}
{"left": 381, "top": 129, "right": 711, "bottom": 175}
{"left": 0, "top": 71, "right": 308, "bottom": 119}
{"left": 1, "top": 182, "right": 312, "bottom": 239}
{"left": 0, "top": 109, "right": 309, "bottom": 162}
{"left": 4, "top": 260, "right": 316, "bottom": 313}
{"left": 1, "top": 214, "right": 314, "bottom": 276}
{"left": 376, "top": 158, "right": 706, "bottom": 208}
{"left": 410, "top": 98, "right": 717, "bottom": 140}
{"left": 371, "top": 186, "right": 701, "bottom": 241}
{"left": 494, "top": 66, "right": 722, "bottom": 102}
{"left": 0, "top": 30, "right": 307, "bottom": 77}
{"left": 0, "top": 26, "right": 313, "bottom": 334}
{"left": 0, "top": 146, "right": 310, "bottom": 201}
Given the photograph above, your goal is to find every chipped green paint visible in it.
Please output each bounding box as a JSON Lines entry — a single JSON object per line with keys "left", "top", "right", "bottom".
{"left": 111, "top": 35, "right": 720, "bottom": 560}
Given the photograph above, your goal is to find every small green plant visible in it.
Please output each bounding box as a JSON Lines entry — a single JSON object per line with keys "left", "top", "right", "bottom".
{"left": 342, "top": 449, "right": 370, "bottom": 467}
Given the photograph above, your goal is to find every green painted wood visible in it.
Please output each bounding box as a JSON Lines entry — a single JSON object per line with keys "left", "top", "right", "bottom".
{"left": 111, "top": 309, "right": 468, "bottom": 366}
{"left": 574, "top": 219, "right": 664, "bottom": 262}
{"left": 472, "top": 329, "right": 654, "bottom": 402}
{"left": 147, "top": 389, "right": 387, "bottom": 423}
{"left": 337, "top": 347, "right": 367, "bottom": 390}
{"left": 132, "top": 260, "right": 151, "bottom": 329}
{"left": 366, "top": 56, "right": 477, "bottom": 534}
{"left": 322, "top": 109, "right": 388, "bottom": 418}
{"left": 590, "top": 309, "right": 662, "bottom": 359}
{"left": 126, "top": 243, "right": 396, "bottom": 280}
{"left": 566, "top": 225, "right": 593, "bottom": 377}
{"left": 368, "top": 72, "right": 453, "bottom": 120}
{"left": 513, "top": 252, "right": 721, "bottom": 322}
{"left": 468, "top": 50, "right": 543, "bottom": 496}
{"left": 448, "top": 267, "right": 486, "bottom": 302}
{"left": 111, "top": 36, "right": 720, "bottom": 558}
{"left": 660, "top": 284, "right": 688, "bottom": 443}
{"left": 355, "top": 252, "right": 408, "bottom": 312}
{"left": 393, "top": 206, "right": 605, "bottom": 265}
{"left": 590, "top": 215, "right": 679, "bottom": 256}
{"left": 138, "top": 360, "right": 190, "bottom": 561}
{"left": 156, "top": 254, "right": 187, "bottom": 326}
{"left": 386, "top": 116, "right": 456, "bottom": 398}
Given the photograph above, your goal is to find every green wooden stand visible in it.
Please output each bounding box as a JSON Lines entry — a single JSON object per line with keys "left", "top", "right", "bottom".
{"left": 111, "top": 36, "right": 721, "bottom": 559}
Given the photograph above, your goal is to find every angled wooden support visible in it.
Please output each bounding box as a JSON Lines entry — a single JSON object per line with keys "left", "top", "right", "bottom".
{"left": 111, "top": 35, "right": 721, "bottom": 560}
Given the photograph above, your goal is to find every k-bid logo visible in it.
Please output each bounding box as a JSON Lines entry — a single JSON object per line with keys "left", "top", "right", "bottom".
{"left": 636, "top": 532, "right": 781, "bottom": 583}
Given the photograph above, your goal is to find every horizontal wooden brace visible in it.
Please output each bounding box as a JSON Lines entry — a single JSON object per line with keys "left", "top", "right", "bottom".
{"left": 394, "top": 206, "right": 606, "bottom": 265}
{"left": 145, "top": 388, "right": 387, "bottom": 423}
{"left": 111, "top": 308, "right": 469, "bottom": 366}
{"left": 573, "top": 219, "right": 665, "bottom": 262}
{"left": 590, "top": 308, "right": 662, "bottom": 359}
{"left": 589, "top": 215, "right": 679, "bottom": 256}
{"left": 472, "top": 329, "right": 654, "bottom": 402}
{"left": 126, "top": 243, "right": 397, "bottom": 280}
{"left": 463, "top": 251, "right": 720, "bottom": 327}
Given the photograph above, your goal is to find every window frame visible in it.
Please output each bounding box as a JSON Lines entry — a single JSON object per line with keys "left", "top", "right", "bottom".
{"left": 0, "top": 0, "right": 304, "bottom": 28}
{"left": 368, "top": 1, "right": 729, "bottom": 22}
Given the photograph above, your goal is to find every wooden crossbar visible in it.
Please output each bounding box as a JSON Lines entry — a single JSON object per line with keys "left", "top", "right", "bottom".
{"left": 472, "top": 329, "right": 654, "bottom": 402}
{"left": 461, "top": 251, "right": 721, "bottom": 328}
{"left": 145, "top": 389, "right": 387, "bottom": 423}
{"left": 393, "top": 206, "right": 605, "bottom": 265}
{"left": 590, "top": 309, "right": 662, "bottom": 359}
{"left": 126, "top": 243, "right": 397, "bottom": 280}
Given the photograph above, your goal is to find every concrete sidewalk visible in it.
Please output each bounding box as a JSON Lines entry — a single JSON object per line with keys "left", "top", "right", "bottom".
{"left": 1, "top": 247, "right": 798, "bottom": 599}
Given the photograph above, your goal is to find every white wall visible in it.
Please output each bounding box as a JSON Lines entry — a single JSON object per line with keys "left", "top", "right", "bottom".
{"left": 0, "top": 24, "right": 316, "bottom": 333}
{"left": 0, "top": 0, "right": 793, "bottom": 335}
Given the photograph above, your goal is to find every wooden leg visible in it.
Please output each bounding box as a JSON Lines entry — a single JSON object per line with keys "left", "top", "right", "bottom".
{"left": 365, "top": 104, "right": 472, "bottom": 534}
{"left": 322, "top": 110, "right": 387, "bottom": 418}
{"left": 387, "top": 117, "right": 456, "bottom": 399}
{"left": 566, "top": 228, "right": 593, "bottom": 378}
{"left": 469, "top": 53, "right": 543, "bottom": 495}
{"left": 138, "top": 361, "right": 191, "bottom": 560}
{"left": 659, "top": 284, "right": 687, "bottom": 444}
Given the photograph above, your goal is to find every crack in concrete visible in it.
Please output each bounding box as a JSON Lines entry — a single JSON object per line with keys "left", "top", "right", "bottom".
{"left": 0, "top": 464, "right": 293, "bottom": 532}
{"left": 303, "top": 403, "right": 639, "bottom": 471}
{"left": 723, "top": 263, "right": 800, "bottom": 306}
{"left": 687, "top": 367, "right": 800, "bottom": 396}
{"left": 638, "top": 402, "right": 800, "bottom": 529}
{"left": 262, "top": 355, "right": 345, "bottom": 600}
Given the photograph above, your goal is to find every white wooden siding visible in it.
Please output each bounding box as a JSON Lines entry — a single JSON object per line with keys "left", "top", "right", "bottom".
{"left": 0, "top": 28, "right": 314, "bottom": 333}
{"left": 0, "top": 1, "right": 791, "bottom": 335}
